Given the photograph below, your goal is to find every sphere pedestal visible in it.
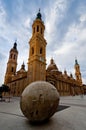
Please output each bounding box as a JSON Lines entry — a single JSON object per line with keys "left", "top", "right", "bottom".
{"left": 20, "top": 81, "right": 60, "bottom": 122}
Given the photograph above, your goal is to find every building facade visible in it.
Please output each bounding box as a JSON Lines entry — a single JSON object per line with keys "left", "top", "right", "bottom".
{"left": 4, "top": 10, "right": 84, "bottom": 96}
{"left": 46, "top": 58, "right": 83, "bottom": 96}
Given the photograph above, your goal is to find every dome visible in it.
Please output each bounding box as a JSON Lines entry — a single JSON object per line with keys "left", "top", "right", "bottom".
{"left": 47, "top": 58, "right": 58, "bottom": 72}
{"left": 17, "top": 62, "right": 26, "bottom": 74}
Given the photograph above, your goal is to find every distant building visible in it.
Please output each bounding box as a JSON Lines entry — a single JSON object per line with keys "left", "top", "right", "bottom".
{"left": 4, "top": 10, "right": 84, "bottom": 96}
{"left": 46, "top": 58, "right": 83, "bottom": 96}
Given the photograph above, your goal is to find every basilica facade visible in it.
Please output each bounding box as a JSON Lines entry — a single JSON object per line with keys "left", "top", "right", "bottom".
{"left": 4, "top": 10, "right": 84, "bottom": 96}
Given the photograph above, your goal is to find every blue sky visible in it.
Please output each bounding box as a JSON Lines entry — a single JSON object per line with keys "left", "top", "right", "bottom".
{"left": 0, "top": 0, "right": 86, "bottom": 85}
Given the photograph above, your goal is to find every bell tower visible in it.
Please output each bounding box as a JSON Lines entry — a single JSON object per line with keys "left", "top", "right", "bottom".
{"left": 4, "top": 42, "right": 18, "bottom": 84}
{"left": 28, "top": 9, "right": 47, "bottom": 83}
{"left": 74, "top": 59, "right": 82, "bottom": 84}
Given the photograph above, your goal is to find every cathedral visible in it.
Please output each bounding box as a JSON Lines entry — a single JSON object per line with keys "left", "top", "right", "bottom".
{"left": 4, "top": 10, "right": 84, "bottom": 96}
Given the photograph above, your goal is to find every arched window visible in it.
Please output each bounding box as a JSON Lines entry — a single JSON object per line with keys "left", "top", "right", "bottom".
{"left": 12, "top": 67, "right": 14, "bottom": 72}
{"left": 33, "top": 27, "right": 35, "bottom": 33}
{"left": 40, "top": 47, "right": 42, "bottom": 54}
{"left": 10, "top": 54, "right": 13, "bottom": 59}
{"left": 77, "top": 75, "right": 79, "bottom": 80}
{"left": 14, "top": 55, "right": 16, "bottom": 59}
{"left": 37, "top": 25, "right": 39, "bottom": 32}
{"left": 32, "top": 47, "right": 34, "bottom": 55}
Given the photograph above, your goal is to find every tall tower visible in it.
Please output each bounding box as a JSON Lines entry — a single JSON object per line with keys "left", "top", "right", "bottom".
{"left": 74, "top": 59, "right": 82, "bottom": 84}
{"left": 28, "top": 9, "right": 47, "bottom": 83}
{"left": 4, "top": 42, "right": 18, "bottom": 84}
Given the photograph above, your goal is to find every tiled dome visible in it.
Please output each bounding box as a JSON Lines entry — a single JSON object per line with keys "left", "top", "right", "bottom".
{"left": 47, "top": 58, "right": 58, "bottom": 72}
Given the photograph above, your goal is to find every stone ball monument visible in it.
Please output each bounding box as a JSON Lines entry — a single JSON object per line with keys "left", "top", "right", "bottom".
{"left": 20, "top": 81, "right": 60, "bottom": 122}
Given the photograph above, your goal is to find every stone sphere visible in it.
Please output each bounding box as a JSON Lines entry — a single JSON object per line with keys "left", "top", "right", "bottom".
{"left": 20, "top": 81, "right": 60, "bottom": 122}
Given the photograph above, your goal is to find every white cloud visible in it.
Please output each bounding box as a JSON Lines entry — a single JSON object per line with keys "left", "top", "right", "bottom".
{"left": 24, "top": 18, "right": 31, "bottom": 29}
{"left": 80, "top": 14, "right": 86, "bottom": 22}
{"left": 44, "top": 0, "right": 68, "bottom": 43}
{"left": 55, "top": 43, "right": 74, "bottom": 55}
{"left": 0, "top": 1, "right": 6, "bottom": 24}
{"left": 0, "top": 2, "right": 9, "bottom": 41}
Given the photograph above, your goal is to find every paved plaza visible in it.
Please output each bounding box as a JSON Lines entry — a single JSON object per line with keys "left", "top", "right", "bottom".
{"left": 0, "top": 95, "right": 86, "bottom": 130}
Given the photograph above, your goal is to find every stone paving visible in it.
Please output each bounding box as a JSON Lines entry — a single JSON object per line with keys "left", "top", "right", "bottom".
{"left": 0, "top": 96, "right": 86, "bottom": 130}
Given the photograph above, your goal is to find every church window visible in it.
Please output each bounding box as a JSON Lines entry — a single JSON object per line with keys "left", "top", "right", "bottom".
{"left": 37, "top": 25, "right": 39, "bottom": 32}
{"left": 12, "top": 67, "right": 14, "bottom": 72}
{"left": 40, "top": 47, "right": 42, "bottom": 54}
{"left": 77, "top": 76, "right": 79, "bottom": 79}
{"left": 14, "top": 55, "right": 16, "bottom": 59}
{"left": 10, "top": 54, "right": 13, "bottom": 59}
{"left": 36, "top": 110, "right": 38, "bottom": 115}
{"left": 32, "top": 47, "right": 34, "bottom": 55}
{"left": 34, "top": 27, "right": 35, "bottom": 33}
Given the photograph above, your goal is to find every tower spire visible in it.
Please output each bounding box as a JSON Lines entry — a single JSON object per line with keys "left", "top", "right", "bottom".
{"left": 36, "top": 8, "right": 42, "bottom": 20}
{"left": 4, "top": 41, "right": 18, "bottom": 84}
{"left": 75, "top": 58, "right": 78, "bottom": 65}
{"left": 13, "top": 42, "right": 17, "bottom": 49}
{"left": 21, "top": 62, "right": 25, "bottom": 70}
{"left": 28, "top": 10, "right": 47, "bottom": 83}
{"left": 74, "top": 59, "right": 82, "bottom": 84}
